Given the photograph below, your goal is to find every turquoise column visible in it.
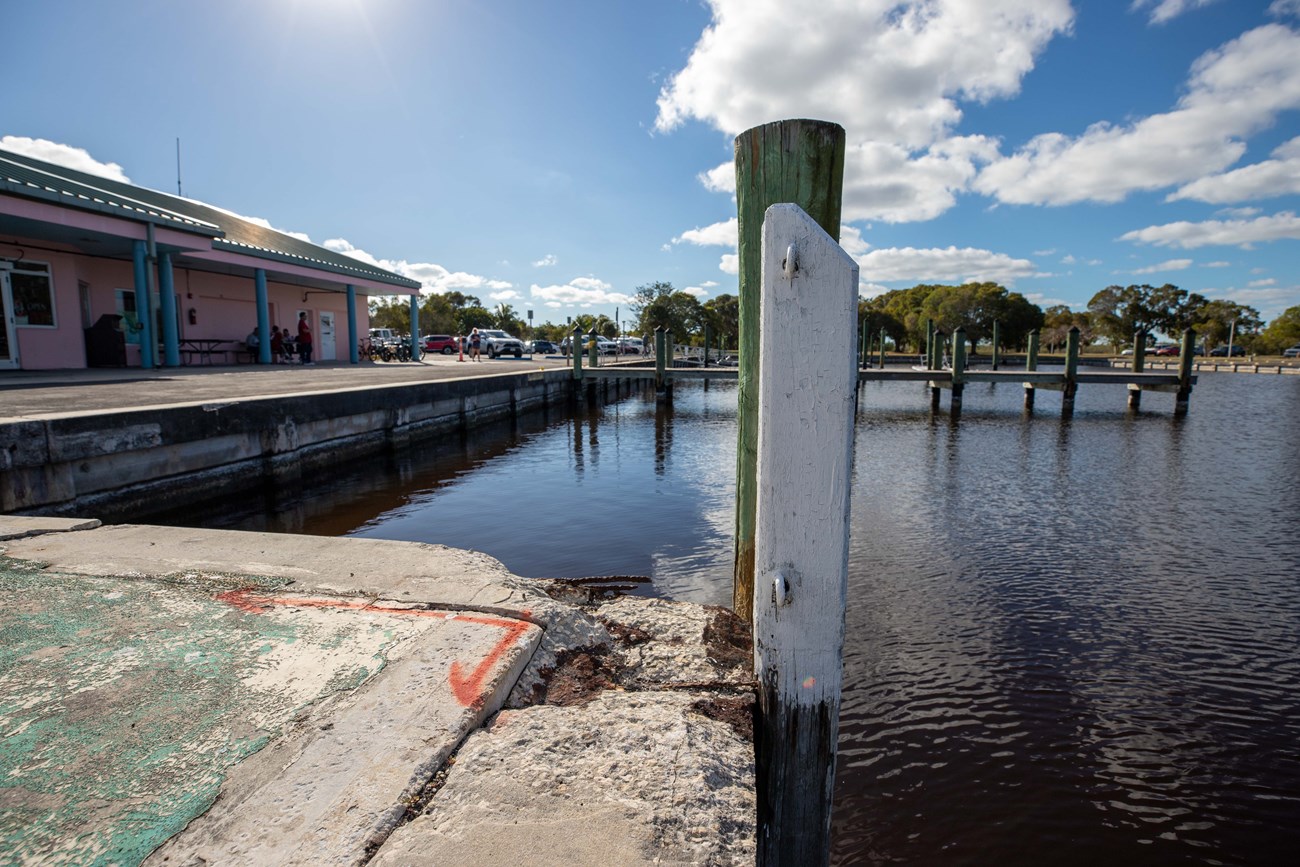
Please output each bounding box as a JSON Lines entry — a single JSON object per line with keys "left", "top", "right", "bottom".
{"left": 254, "top": 269, "right": 271, "bottom": 364}
{"left": 158, "top": 253, "right": 180, "bottom": 367}
{"left": 346, "top": 285, "right": 359, "bottom": 364}
{"left": 133, "top": 240, "right": 155, "bottom": 369}
{"left": 410, "top": 294, "right": 420, "bottom": 360}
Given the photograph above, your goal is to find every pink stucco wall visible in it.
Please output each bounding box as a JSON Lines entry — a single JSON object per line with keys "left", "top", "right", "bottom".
{"left": 6, "top": 239, "right": 374, "bottom": 370}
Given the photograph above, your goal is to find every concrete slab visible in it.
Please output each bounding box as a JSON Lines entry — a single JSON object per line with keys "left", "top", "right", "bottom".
{"left": 0, "top": 515, "right": 101, "bottom": 540}
{"left": 0, "top": 558, "right": 539, "bottom": 865}
{"left": 371, "top": 691, "right": 755, "bottom": 866}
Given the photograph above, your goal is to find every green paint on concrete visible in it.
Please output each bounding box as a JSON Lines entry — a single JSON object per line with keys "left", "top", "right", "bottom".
{"left": 0, "top": 557, "right": 436, "bottom": 866}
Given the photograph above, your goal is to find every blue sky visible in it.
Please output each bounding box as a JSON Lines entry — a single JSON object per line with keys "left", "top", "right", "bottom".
{"left": 4, "top": 0, "right": 1299, "bottom": 326}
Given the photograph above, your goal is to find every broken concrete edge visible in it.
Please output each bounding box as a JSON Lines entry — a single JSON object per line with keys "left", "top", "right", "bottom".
{"left": 0, "top": 515, "right": 102, "bottom": 541}
{"left": 2, "top": 520, "right": 758, "bottom": 863}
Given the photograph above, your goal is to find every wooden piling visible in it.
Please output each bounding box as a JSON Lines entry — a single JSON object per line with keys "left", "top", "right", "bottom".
{"left": 860, "top": 319, "right": 869, "bottom": 369}
{"left": 588, "top": 326, "right": 599, "bottom": 369}
{"left": 925, "top": 318, "right": 935, "bottom": 370}
{"left": 1062, "top": 326, "right": 1080, "bottom": 416}
{"left": 1175, "top": 328, "right": 1195, "bottom": 416}
{"left": 704, "top": 323, "right": 712, "bottom": 368}
{"left": 571, "top": 325, "right": 583, "bottom": 381}
{"left": 951, "top": 327, "right": 967, "bottom": 415}
{"left": 1128, "top": 331, "right": 1146, "bottom": 410}
{"left": 733, "top": 118, "right": 846, "bottom": 622}
{"left": 753, "top": 204, "right": 857, "bottom": 867}
{"left": 878, "top": 327, "right": 886, "bottom": 369}
{"left": 1024, "top": 329, "right": 1039, "bottom": 410}
{"left": 991, "top": 320, "right": 1000, "bottom": 371}
{"left": 654, "top": 326, "right": 666, "bottom": 395}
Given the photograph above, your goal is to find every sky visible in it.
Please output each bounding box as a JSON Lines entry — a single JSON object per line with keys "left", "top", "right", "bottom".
{"left": 4, "top": 0, "right": 1300, "bottom": 327}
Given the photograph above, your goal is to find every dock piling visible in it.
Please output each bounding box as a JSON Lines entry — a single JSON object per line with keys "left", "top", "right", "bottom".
{"left": 1024, "top": 329, "right": 1039, "bottom": 410}
{"left": 1062, "top": 327, "right": 1080, "bottom": 416}
{"left": 1175, "top": 328, "right": 1195, "bottom": 416}
{"left": 951, "top": 327, "right": 967, "bottom": 416}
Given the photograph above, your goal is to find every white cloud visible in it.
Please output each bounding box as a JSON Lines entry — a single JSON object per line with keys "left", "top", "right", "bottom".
{"left": 672, "top": 217, "right": 738, "bottom": 248}
{"left": 683, "top": 286, "right": 709, "bottom": 298}
{"left": 1271, "top": 0, "right": 1300, "bottom": 18}
{"left": 660, "top": 1, "right": 1073, "bottom": 223}
{"left": 205, "top": 204, "right": 311, "bottom": 242}
{"left": 856, "top": 246, "right": 1038, "bottom": 284}
{"left": 1131, "top": 0, "right": 1221, "bottom": 25}
{"left": 323, "top": 238, "right": 512, "bottom": 294}
{"left": 976, "top": 25, "right": 1300, "bottom": 206}
{"left": 859, "top": 282, "right": 892, "bottom": 298}
{"left": 719, "top": 253, "right": 739, "bottom": 275}
{"left": 699, "top": 162, "right": 734, "bottom": 194}
{"left": 1132, "top": 258, "right": 1194, "bottom": 274}
{"left": 1061, "top": 254, "right": 1077, "bottom": 264}
{"left": 1249, "top": 277, "right": 1278, "bottom": 287}
{"left": 0, "top": 136, "right": 130, "bottom": 182}
{"left": 1119, "top": 211, "right": 1300, "bottom": 248}
{"left": 530, "top": 276, "right": 631, "bottom": 307}
{"left": 532, "top": 254, "right": 558, "bottom": 267}
{"left": 700, "top": 280, "right": 719, "bottom": 288}
{"left": 838, "top": 225, "right": 870, "bottom": 256}
{"left": 1169, "top": 137, "right": 1300, "bottom": 203}
{"left": 657, "top": 0, "right": 1073, "bottom": 148}
{"left": 1212, "top": 283, "right": 1300, "bottom": 319}
{"left": 489, "top": 289, "right": 523, "bottom": 301}
{"left": 1204, "top": 260, "right": 1231, "bottom": 267}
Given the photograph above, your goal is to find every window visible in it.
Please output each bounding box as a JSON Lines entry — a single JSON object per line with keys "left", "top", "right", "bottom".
{"left": 10, "top": 261, "right": 54, "bottom": 327}
{"left": 115, "top": 288, "right": 141, "bottom": 345}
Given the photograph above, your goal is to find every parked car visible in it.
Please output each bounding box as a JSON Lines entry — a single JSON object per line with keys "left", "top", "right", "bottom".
{"left": 1283, "top": 344, "right": 1300, "bottom": 358}
{"left": 528, "top": 339, "right": 559, "bottom": 355}
{"left": 559, "top": 335, "right": 619, "bottom": 356}
{"left": 1209, "top": 344, "right": 1246, "bottom": 357}
{"left": 479, "top": 329, "right": 524, "bottom": 358}
{"left": 616, "top": 337, "right": 644, "bottom": 354}
{"left": 1152, "top": 344, "right": 1181, "bottom": 356}
{"left": 423, "top": 334, "right": 457, "bottom": 354}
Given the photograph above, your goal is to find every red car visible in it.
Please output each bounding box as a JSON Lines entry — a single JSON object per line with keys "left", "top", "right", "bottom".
{"left": 1152, "top": 344, "right": 1181, "bottom": 356}
{"left": 422, "top": 334, "right": 457, "bottom": 355}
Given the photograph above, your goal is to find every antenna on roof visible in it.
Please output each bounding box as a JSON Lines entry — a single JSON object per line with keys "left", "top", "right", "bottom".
{"left": 176, "top": 137, "right": 183, "bottom": 197}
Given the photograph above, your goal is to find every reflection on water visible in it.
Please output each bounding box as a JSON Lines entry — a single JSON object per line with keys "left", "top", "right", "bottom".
{"left": 165, "top": 373, "right": 1300, "bottom": 864}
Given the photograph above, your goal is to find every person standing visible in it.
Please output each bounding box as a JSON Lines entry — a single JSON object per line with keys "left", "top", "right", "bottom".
{"left": 469, "top": 328, "right": 482, "bottom": 362}
{"left": 297, "top": 312, "right": 314, "bottom": 365}
{"left": 270, "top": 326, "right": 284, "bottom": 363}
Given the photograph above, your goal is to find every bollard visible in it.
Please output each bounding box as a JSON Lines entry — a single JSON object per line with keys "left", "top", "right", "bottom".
{"left": 1062, "top": 326, "right": 1080, "bottom": 416}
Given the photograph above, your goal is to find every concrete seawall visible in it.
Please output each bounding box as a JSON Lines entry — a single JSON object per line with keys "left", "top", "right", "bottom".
{"left": 2, "top": 369, "right": 641, "bottom": 518}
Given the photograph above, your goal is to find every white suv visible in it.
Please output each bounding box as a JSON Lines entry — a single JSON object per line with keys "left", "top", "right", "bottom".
{"left": 479, "top": 329, "right": 524, "bottom": 358}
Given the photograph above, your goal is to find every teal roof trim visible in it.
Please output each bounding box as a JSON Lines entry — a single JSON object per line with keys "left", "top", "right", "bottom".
{"left": 0, "top": 148, "right": 421, "bottom": 291}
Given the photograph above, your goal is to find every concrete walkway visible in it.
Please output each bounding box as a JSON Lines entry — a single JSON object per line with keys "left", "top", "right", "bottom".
{"left": 0, "top": 517, "right": 755, "bottom": 866}
{"left": 0, "top": 356, "right": 575, "bottom": 420}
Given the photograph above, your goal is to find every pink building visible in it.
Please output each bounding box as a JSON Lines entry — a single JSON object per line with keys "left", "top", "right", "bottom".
{"left": 0, "top": 148, "right": 420, "bottom": 370}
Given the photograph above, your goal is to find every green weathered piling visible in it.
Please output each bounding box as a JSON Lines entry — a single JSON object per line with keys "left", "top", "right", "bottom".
{"left": 879, "top": 328, "right": 886, "bottom": 368}
{"left": 1129, "top": 330, "right": 1147, "bottom": 409}
{"left": 655, "top": 326, "right": 666, "bottom": 393}
{"left": 732, "top": 118, "right": 846, "bottom": 623}
{"left": 991, "top": 320, "right": 1001, "bottom": 371}
{"left": 1062, "top": 326, "right": 1080, "bottom": 415}
{"left": 925, "top": 319, "right": 935, "bottom": 370}
{"left": 588, "top": 327, "right": 599, "bottom": 369}
{"left": 951, "top": 327, "right": 967, "bottom": 415}
{"left": 571, "top": 325, "right": 584, "bottom": 380}
{"left": 1175, "top": 328, "right": 1195, "bottom": 416}
{"left": 1025, "top": 329, "right": 1040, "bottom": 410}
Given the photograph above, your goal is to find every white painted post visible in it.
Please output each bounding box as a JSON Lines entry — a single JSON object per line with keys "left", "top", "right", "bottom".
{"left": 753, "top": 203, "right": 858, "bottom": 866}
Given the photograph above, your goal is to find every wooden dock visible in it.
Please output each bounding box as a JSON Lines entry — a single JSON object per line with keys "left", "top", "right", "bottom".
{"left": 570, "top": 324, "right": 1199, "bottom": 416}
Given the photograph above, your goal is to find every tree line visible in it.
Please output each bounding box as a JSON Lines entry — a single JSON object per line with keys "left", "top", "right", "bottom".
{"left": 369, "top": 282, "right": 1300, "bottom": 355}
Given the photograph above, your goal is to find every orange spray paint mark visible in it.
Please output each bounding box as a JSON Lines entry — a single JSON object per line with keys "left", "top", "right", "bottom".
{"left": 217, "top": 589, "right": 533, "bottom": 708}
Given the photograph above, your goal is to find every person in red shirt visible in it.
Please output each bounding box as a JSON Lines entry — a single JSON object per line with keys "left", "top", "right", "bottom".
{"left": 297, "top": 312, "right": 314, "bottom": 365}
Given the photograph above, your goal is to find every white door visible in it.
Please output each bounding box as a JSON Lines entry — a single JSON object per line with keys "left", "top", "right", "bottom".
{"left": 319, "top": 311, "right": 336, "bottom": 361}
{"left": 0, "top": 268, "right": 19, "bottom": 369}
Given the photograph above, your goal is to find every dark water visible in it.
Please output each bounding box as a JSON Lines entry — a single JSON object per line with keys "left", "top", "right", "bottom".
{"left": 172, "top": 373, "right": 1300, "bottom": 865}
